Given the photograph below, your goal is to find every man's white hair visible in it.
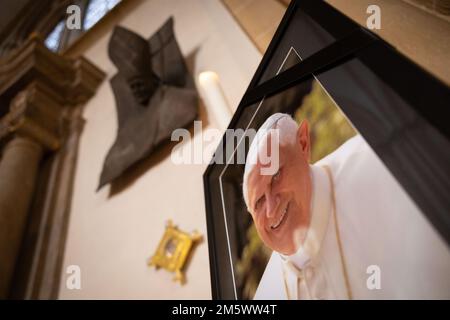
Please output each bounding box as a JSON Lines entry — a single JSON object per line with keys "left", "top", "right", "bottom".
{"left": 242, "top": 113, "right": 299, "bottom": 210}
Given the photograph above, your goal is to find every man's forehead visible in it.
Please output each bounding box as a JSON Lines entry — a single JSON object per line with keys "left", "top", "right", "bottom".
{"left": 247, "top": 162, "right": 272, "bottom": 201}
{"left": 256, "top": 130, "right": 276, "bottom": 156}
{"left": 249, "top": 139, "right": 286, "bottom": 171}
{"left": 248, "top": 161, "right": 265, "bottom": 185}
{"left": 248, "top": 132, "right": 278, "bottom": 167}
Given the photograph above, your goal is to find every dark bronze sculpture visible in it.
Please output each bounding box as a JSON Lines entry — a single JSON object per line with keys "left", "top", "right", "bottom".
{"left": 98, "top": 17, "right": 198, "bottom": 190}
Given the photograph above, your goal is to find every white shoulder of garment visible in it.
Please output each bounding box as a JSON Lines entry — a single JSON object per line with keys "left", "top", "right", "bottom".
{"left": 254, "top": 251, "right": 287, "bottom": 300}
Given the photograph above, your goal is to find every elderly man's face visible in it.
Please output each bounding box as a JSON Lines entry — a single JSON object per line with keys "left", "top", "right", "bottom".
{"left": 247, "top": 121, "right": 312, "bottom": 255}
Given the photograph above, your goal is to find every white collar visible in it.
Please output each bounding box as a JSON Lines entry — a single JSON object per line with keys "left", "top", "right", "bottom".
{"left": 281, "top": 164, "right": 332, "bottom": 269}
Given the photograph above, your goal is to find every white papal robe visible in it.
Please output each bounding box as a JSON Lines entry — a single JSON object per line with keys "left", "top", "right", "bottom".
{"left": 254, "top": 135, "right": 450, "bottom": 299}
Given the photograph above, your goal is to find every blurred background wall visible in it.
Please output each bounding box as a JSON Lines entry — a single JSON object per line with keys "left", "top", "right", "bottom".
{"left": 0, "top": 0, "right": 448, "bottom": 300}
{"left": 58, "top": 0, "right": 261, "bottom": 299}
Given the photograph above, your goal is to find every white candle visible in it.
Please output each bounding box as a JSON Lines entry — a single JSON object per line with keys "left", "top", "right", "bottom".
{"left": 198, "top": 71, "right": 232, "bottom": 131}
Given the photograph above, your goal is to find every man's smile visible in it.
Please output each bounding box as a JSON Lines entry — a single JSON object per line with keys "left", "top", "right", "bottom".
{"left": 270, "top": 202, "right": 290, "bottom": 230}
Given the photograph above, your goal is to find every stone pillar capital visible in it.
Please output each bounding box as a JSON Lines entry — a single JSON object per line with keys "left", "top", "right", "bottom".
{"left": 0, "top": 81, "right": 63, "bottom": 150}
{"left": 0, "top": 36, "right": 105, "bottom": 151}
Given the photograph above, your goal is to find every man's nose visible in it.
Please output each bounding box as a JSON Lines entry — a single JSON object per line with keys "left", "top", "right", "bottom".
{"left": 265, "top": 192, "right": 280, "bottom": 219}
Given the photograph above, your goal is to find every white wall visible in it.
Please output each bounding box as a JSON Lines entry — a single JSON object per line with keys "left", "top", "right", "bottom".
{"left": 59, "top": 0, "right": 261, "bottom": 299}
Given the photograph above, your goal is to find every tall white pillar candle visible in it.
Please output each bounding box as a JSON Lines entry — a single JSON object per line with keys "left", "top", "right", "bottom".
{"left": 198, "top": 71, "right": 232, "bottom": 131}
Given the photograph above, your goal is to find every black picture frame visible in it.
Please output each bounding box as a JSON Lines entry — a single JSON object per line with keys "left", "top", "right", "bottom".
{"left": 203, "top": 0, "right": 450, "bottom": 300}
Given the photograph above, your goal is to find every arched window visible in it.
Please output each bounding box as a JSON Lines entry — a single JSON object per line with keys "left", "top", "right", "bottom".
{"left": 44, "top": 0, "right": 122, "bottom": 52}
{"left": 83, "top": 0, "right": 121, "bottom": 30}
{"left": 44, "top": 20, "right": 65, "bottom": 52}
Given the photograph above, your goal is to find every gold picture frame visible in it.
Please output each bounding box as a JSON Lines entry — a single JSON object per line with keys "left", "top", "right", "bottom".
{"left": 148, "top": 220, "right": 202, "bottom": 284}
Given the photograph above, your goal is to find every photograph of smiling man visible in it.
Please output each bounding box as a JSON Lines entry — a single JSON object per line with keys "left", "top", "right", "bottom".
{"left": 243, "top": 113, "right": 450, "bottom": 300}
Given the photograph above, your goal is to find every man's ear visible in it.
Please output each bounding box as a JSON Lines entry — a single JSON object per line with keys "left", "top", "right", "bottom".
{"left": 297, "top": 120, "right": 311, "bottom": 161}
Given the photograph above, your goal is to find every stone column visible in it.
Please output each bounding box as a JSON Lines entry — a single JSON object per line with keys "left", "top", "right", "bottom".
{"left": 0, "top": 36, "right": 105, "bottom": 299}
{"left": 0, "top": 136, "right": 43, "bottom": 298}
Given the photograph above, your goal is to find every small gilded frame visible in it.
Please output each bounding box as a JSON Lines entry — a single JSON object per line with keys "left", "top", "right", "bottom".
{"left": 148, "top": 220, "right": 202, "bottom": 284}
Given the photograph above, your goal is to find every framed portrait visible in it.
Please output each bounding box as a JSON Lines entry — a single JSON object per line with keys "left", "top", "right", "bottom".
{"left": 203, "top": 0, "right": 450, "bottom": 300}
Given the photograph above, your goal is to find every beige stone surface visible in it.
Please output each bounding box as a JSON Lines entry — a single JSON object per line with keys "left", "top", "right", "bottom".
{"left": 327, "top": 0, "right": 450, "bottom": 86}
{"left": 224, "top": 0, "right": 449, "bottom": 85}
{"left": 223, "top": 0, "right": 286, "bottom": 52}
